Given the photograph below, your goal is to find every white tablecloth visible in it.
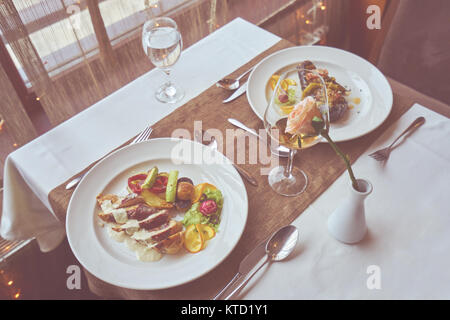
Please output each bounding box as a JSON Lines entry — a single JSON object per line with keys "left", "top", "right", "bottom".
{"left": 241, "top": 103, "right": 450, "bottom": 299}
{"left": 0, "top": 18, "right": 280, "bottom": 252}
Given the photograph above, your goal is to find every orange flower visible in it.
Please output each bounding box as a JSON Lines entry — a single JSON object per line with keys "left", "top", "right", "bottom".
{"left": 285, "top": 96, "right": 323, "bottom": 136}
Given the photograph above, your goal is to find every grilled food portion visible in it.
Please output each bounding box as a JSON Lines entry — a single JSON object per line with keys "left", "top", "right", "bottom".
{"left": 97, "top": 195, "right": 184, "bottom": 259}
{"left": 96, "top": 166, "right": 223, "bottom": 262}
{"left": 297, "top": 60, "right": 349, "bottom": 122}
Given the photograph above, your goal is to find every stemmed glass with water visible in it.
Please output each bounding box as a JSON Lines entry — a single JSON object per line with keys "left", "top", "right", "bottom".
{"left": 142, "top": 17, "right": 184, "bottom": 103}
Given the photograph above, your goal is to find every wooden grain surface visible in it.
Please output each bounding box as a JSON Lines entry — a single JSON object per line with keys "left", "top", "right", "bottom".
{"left": 48, "top": 39, "right": 449, "bottom": 299}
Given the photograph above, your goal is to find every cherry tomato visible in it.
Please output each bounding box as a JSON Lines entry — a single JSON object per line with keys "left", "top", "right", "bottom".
{"left": 127, "top": 174, "right": 147, "bottom": 194}
{"left": 149, "top": 175, "right": 168, "bottom": 193}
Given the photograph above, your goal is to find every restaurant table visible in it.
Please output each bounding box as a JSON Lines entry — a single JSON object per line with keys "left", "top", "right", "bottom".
{"left": 2, "top": 18, "right": 450, "bottom": 300}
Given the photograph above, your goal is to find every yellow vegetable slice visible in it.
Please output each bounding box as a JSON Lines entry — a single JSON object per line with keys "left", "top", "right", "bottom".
{"left": 141, "top": 189, "right": 174, "bottom": 209}
{"left": 196, "top": 224, "right": 216, "bottom": 241}
{"left": 191, "top": 183, "right": 218, "bottom": 203}
{"left": 284, "top": 78, "right": 297, "bottom": 87}
{"left": 269, "top": 75, "right": 280, "bottom": 90}
{"left": 269, "top": 75, "right": 297, "bottom": 91}
{"left": 184, "top": 224, "right": 204, "bottom": 253}
{"left": 301, "top": 82, "right": 321, "bottom": 99}
{"left": 280, "top": 105, "right": 294, "bottom": 115}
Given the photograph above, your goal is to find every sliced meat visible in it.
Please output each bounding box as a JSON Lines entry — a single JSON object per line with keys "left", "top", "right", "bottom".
{"left": 124, "top": 205, "right": 139, "bottom": 218}
{"left": 131, "top": 220, "right": 183, "bottom": 243}
{"left": 151, "top": 220, "right": 183, "bottom": 242}
{"left": 98, "top": 208, "right": 128, "bottom": 224}
{"left": 138, "top": 210, "right": 169, "bottom": 230}
{"left": 111, "top": 219, "right": 140, "bottom": 233}
{"left": 128, "top": 204, "right": 159, "bottom": 220}
{"left": 155, "top": 230, "right": 185, "bottom": 254}
{"left": 98, "top": 205, "right": 137, "bottom": 223}
{"left": 96, "top": 194, "right": 120, "bottom": 207}
{"left": 118, "top": 193, "right": 145, "bottom": 208}
{"left": 98, "top": 212, "right": 115, "bottom": 223}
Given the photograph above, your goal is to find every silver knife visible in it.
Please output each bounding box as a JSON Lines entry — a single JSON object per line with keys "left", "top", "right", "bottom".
{"left": 213, "top": 237, "right": 268, "bottom": 300}
{"left": 227, "top": 118, "right": 291, "bottom": 157}
{"left": 228, "top": 118, "right": 258, "bottom": 136}
{"left": 223, "top": 81, "right": 248, "bottom": 103}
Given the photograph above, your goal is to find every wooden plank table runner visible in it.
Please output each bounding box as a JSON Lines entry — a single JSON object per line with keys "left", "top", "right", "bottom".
{"left": 49, "top": 40, "right": 417, "bottom": 299}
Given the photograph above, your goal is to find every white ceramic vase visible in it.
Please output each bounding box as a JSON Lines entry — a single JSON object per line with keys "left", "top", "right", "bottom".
{"left": 327, "top": 178, "right": 372, "bottom": 244}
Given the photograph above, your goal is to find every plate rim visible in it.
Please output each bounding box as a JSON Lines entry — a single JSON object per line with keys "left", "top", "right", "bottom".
{"left": 66, "top": 137, "right": 249, "bottom": 290}
{"left": 246, "top": 45, "right": 393, "bottom": 142}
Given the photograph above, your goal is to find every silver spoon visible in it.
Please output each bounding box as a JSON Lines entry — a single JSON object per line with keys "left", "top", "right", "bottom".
{"left": 222, "top": 225, "right": 299, "bottom": 300}
{"left": 216, "top": 67, "right": 253, "bottom": 90}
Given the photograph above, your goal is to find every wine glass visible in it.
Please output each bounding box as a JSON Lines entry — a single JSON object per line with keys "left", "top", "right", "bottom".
{"left": 142, "top": 17, "right": 185, "bottom": 103}
{"left": 264, "top": 67, "right": 329, "bottom": 196}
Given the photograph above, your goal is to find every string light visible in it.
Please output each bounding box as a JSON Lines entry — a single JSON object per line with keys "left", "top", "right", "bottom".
{"left": 1, "top": 269, "right": 22, "bottom": 299}
{"left": 0, "top": 117, "right": 4, "bottom": 132}
{"left": 146, "top": 0, "right": 159, "bottom": 8}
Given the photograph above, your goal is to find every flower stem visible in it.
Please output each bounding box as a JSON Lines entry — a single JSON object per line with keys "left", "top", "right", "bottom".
{"left": 321, "top": 131, "right": 359, "bottom": 190}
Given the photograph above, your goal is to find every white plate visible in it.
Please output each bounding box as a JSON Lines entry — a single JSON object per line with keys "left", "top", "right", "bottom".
{"left": 66, "top": 138, "right": 248, "bottom": 290}
{"left": 247, "top": 46, "right": 393, "bottom": 142}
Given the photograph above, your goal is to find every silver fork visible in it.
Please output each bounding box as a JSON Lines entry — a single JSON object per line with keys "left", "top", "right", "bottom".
{"left": 65, "top": 125, "right": 153, "bottom": 190}
{"left": 369, "top": 117, "right": 425, "bottom": 162}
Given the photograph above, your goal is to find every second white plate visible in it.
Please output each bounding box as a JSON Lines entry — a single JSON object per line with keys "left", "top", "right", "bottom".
{"left": 246, "top": 46, "right": 393, "bottom": 142}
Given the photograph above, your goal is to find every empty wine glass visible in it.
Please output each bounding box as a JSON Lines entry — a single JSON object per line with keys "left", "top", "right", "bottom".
{"left": 264, "top": 67, "right": 329, "bottom": 196}
{"left": 142, "top": 17, "right": 184, "bottom": 103}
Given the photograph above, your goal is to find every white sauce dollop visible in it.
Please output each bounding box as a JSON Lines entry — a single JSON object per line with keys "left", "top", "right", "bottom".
{"left": 107, "top": 226, "right": 127, "bottom": 243}
{"left": 126, "top": 238, "right": 162, "bottom": 262}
